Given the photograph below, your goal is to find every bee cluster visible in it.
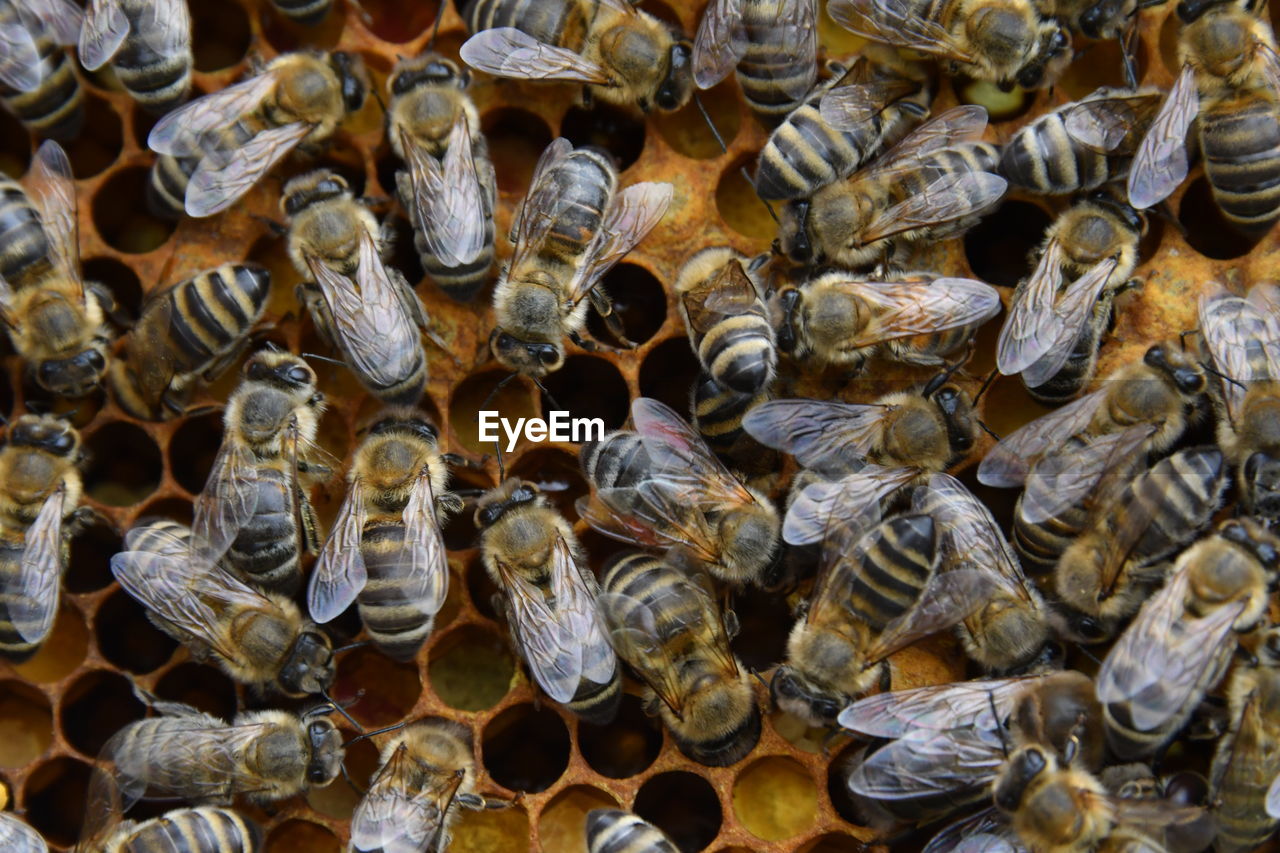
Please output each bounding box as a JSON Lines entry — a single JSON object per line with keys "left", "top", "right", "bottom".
{"left": 0, "top": 0, "right": 1278, "bottom": 850}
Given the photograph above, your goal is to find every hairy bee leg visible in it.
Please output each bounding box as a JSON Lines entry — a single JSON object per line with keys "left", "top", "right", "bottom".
{"left": 568, "top": 330, "right": 626, "bottom": 355}
{"left": 296, "top": 282, "right": 339, "bottom": 350}
{"left": 588, "top": 287, "right": 637, "bottom": 348}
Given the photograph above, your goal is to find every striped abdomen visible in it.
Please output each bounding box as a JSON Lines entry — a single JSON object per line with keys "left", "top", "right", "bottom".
{"left": 529, "top": 150, "right": 615, "bottom": 276}
{"left": 114, "top": 806, "right": 260, "bottom": 853}
{"left": 112, "top": 0, "right": 192, "bottom": 114}
{"left": 0, "top": 3, "right": 83, "bottom": 140}
{"left": 1001, "top": 111, "right": 1116, "bottom": 194}
{"left": 695, "top": 309, "right": 775, "bottom": 395}
{"left": 1025, "top": 290, "right": 1114, "bottom": 405}
{"left": 0, "top": 536, "right": 44, "bottom": 660}
{"left": 587, "top": 809, "right": 678, "bottom": 853}
{"left": 147, "top": 123, "right": 256, "bottom": 218}
{"left": 411, "top": 139, "right": 497, "bottom": 301}
{"left": 358, "top": 522, "right": 438, "bottom": 661}
{"left": 692, "top": 371, "right": 764, "bottom": 455}
{"left": 227, "top": 467, "right": 305, "bottom": 594}
{"left": 840, "top": 515, "right": 936, "bottom": 633}
{"left": 581, "top": 430, "right": 651, "bottom": 492}
{"left": 567, "top": 664, "right": 622, "bottom": 724}
{"left": 1013, "top": 437, "right": 1104, "bottom": 574}
{"left": 736, "top": 4, "right": 812, "bottom": 117}
{"left": 1210, "top": 666, "right": 1280, "bottom": 853}
{"left": 465, "top": 0, "right": 589, "bottom": 48}
{"left": 602, "top": 552, "right": 703, "bottom": 638}
{"left": 0, "top": 178, "right": 50, "bottom": 285}
{"left": 1201, "top": 96, "right": 1280, "bottom": 233}
{"left": 268, "top": 0, "right": 332, "bottom": 25}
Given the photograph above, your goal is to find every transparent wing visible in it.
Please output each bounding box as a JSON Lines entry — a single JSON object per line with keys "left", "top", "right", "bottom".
{"left": 398, "top": 469, "right": 450, "bottom": 619}
{"left": 78, "top": 0, "right": 129, "bottom": 70}
{"left": 859, "top": 171, "right": 1006, "bottom": 243}
{"left": 148, "top": 72, "right": 277, "bottom": 156}
{"left": 783, "top": 465, "right": 914, "bottom": 546}
{"left": 924, "top": 809, "right": 1025, "bottom": 853}
{"left": 0, "top": 813, "right": 47, "bottom": 853}
{"left": 976, "top": 389, "right": 1107, "bottom": 487}
{"left": 828, "top": 0, "right": 976, "bottom": 64}
{"left": 508, "top": 138, "right": 574, "bottom": 272}
{"left": 307, "top": 477, "right": 368, "bottom": 624}
{"left": 23, "top": 0, "right": 83, "bottom": 45}
{"left": 1063, "top": 91, "right": 1162, "bottom": 154}
{"left": 0, "top": 22, "right": 43, "bottom": 91}
{"left": 459, "top": 28, "right": 609, "bottom": 84}
{"left": 402, "top": 116, "right": 488, "bottom": 268}
{"left": 186, "top": 121, "right": 310, "bottom": 217}
{"left": 1127, "top": 64, "right": 1197, "bottom": 210}
{"left": 839, "top": 676, "right": 1038, "bottom": 738}
{"left": 190, "top": 438, "right": 259, "bottom": 565}
{"left": 713, "top": 0, "right": 817, "bottom": 100}
{"left": 997, "top": 239, "right": 1067, "bottom": 377}
{"left": 1268, "top": 774, "right": 1280, "bottom": 818}
{"left": 566, "top": 181, "right": 672, "bottom": 308}
{"left": 863, "top": 104, "right": 988, "bottom": 178}
{"left": 1016, "top": 426, "right": 1153, "bottom": 525}
{"left": 847, "top": 725, "right": 1004, "bottom": 800}
{"left": 679, "top": 257, "right": 766, "bottom": 337}
{"left": 134, "top": 0, "right": 190, "bottom": 61}
{"left": 866, "top": 569, "right": 997, "bottom": 661}
{"left": 597, "top": 589, "right": 688, "bottom": 717}
{"left": 1198, "top": 287, "right": 1280, "bottom": 425}
{"left": 551, "top": 540, "right": 616, "bottom": 687}
{"left": 1021, "top": 256, "right": 1119, "bottom": 388}
{"left": 11, "top": 487, "right": 65, "bottom": 644}
{"left": 693, "top": 0, "right": 748, "bottom": 89}
{"left": 29, "top": 140, "right": 82, "bottom": 296}
{"left": 839, "top": 277, "right": 1002, "bottom": 348}
{"left": 351, "top": 744, "right": 455, "bottom": 853}
{"left": 819, "top": 76, "right": 921, "bottom": 131}
{"left": 742, "top": 398, "right": 893, "bottom": 477}
{"left": 630, "top": 397, "right": 759, "bottom": 511}
{"left": 576, "top": 488, "right": 721, "bottom": 562}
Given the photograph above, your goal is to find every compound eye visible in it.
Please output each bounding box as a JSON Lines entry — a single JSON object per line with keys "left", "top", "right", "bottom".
{"left": 86, "top": 350, "right": 105, "bottom": 371}
{"left": 247, "top": 360, "right": 269, "bottom": 380}
{"left": 288, "top": 366, "right": 312, "bottom": 385}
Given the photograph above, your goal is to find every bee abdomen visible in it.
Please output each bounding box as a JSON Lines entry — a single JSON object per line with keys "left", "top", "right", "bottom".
{"left": 227, "top": 469, "right": 303, "bottom": 594}
{"left": 268, "top": 0, "right": 332, "bottom": 25}
{"left": 846, "top": 514, "right": 936, "bottom": 632}
{"left": 756, "top": 100, "right": 879, "bottom": 200}
{"left": 148, "top": 154, "right": 199, "bottom": 220}
{"left": 736, "top": 16, "right": 809, "bottom": 117}
{"left": 169, "top": 265, "right": 271, "bottom": 367}
{"left": 581, "top": 431, "right": 650, "bottom": 491}
{"left": 1123, "top": 447, "right": 1227, "bottom": 562}
{"left": 358, "top": 524, "right": 437, "bottom": 661}
{"left": 1001, "top": 115, "right": 1111, "bottom": 194}
{"left": 1013, "top": 494, "right": 1089, "bottom": 574}
{"left": 465, "top": 0, "right": 586, "bottom": 46}
{"left": 116, "top": 806, "right": 261, "bottom": 853}
{"left": 692, "top": 372, "right": 760, "bottom": 454}
{"left": 539, "top": 152, "right": 615, "bottom": 261}
{"left": 700, "top": 315, "right": 776, "bottom": 395}
{"left": 113, "top": 32, "right": 193, "bottom": 115}
{"left": 0, "top": 539, "right": 40, "bottom": 660}
{"left": 0, "top": 180, "right": 49, "bottom": 283}
{"left": 587, "top": 809, "right": 679, "bottom": 853}
{"left": 416, "top": 221, "right": 496, "bottom": 302}
{"left": 1202, "top": 104, "right": 1280, "bottom": 232}
{"left": 567, "top": 668, "right": 622, "bottom": 724}
{"left": 1103, "top": 642, "right": 1233, "bottom": 758}
{"left": 2, "top": 44, "right": 84, "bottom": 141}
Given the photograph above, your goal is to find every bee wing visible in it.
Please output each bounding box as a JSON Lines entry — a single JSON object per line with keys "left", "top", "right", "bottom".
{"left": 0, "top": 21, "right": 43, "bottom": 92}
{"left": 22, "top": 0, "right": 83, "bottom": 45}
{"left": 838, "top": 676, "right": 1038, "bottom": 738}
{"left": 597, "top": 588, "right": 689, "bottom": 718}
{"left": 1020, "top": 256, "right": 1119, "bottom": 389}
{"left": 924, "top": 808, "right": 1025, "bottom": 853}
{"left": 78, "top": 0, "right": 130, "bottom": 71}
{"left": 1198, "top": 287, "right": 1280, "bottom": 425}
{"left": 680, "top": 257, "right": 764, "bottom": 336}
{"left": 186, "top": 121, "right": 310, "bottom": 217}
{"left": 351, "top": 744, "right": 455, "bottom": 853}
{"left": 0, "top": 814, "right": 47, "bottom": 853}
{"left": 631, "top": 397, "right": 757, "bottom": 511}
{"left": 10, "top": 487, "right": 65, "bottom": 645}
{"left": 859, "top": 171, "right": 1006, "bottom": 244}
{"left": 402, "top": 116, "right": 488, "bottom": 268}
{"left": 459, "top": 27, "right": 610, "bottom": 85}
{"left": 508, "top": 137, "right": 574, "bottom": 271}
{"left": 1016, "top": 426, "right": 1154, "bottom": 525}
{"left": 866, "top": 569, "right": 997, "bottom": 662}
{"left": 693, "top": 0, "right": 749, "bottom": 89}
{"left": 307, "top": 477, "right": 368, "bottom": 624}
{"left": 398, "top": 469, "right": 450, "bottom": 618}
{"left": 847, "top": 724, "right": 1004, "bottom": 801}
{"left": 1127, "top": 64, "right": 1198, "bottom": 210}
{"left": 839, "top": 277, "right": 1002, "bottom": 348}
{"left": 1268, "top": 774, "right": 1280, "bottom": 818}
{"left": 567, "top": 182, "right": 672, "bottom": 309}
{"left": 1253, "top": 40, "right": 1280, "bottom": 101}
{"left": 550, "top": 538, "right": 616, "bottom": 687}
{"left": 28, "top": 140, "right": 83, "bottom": 297}
{"left": 1063, "top": 92, "right": 1162, "bottom": 154}
{"left": 783, "top": 465, "right": 913, "bottom": 546}
{"left": 818, "top": 76, "right": 922, "bottom": 131}
{"left": 190, "top": 438, "right": 259, "bottom": 565}
{"left": 864, "top": 104, "right": 989, "bottom": 177}
{"left": 133, "top": 0, "right": 190, "bottom": 61}
{"left": 976, "top": 388, "right": 1106, "bottom": 487}
{"left": 576, "top": 489, "right": 719, "bottom": 562}
{"left": 828, "top": 0, "right": 976, "bottom": 64}
{"left": 742, "top": 398, "right": 893, "bottom": 477}
{"left": 148, "top": 71, "right": 277, "bottom": 156}
{"left": 1107, "top": 797, "right": 1213, "bottom": 853}
{"left": 997, "top": 240, "right": 1067, "bottom": 377}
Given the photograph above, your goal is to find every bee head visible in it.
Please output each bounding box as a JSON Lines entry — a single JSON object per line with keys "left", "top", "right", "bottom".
{"left": 770, "top": 665, "right": 845, "bottom": 726}
{"left": 280, "top": 630, "right": 335, "bottom": 697}
{"left": 475, "top": 480, "right": 539, "bottom": 528}
{"left": 490, "top": 330, "right": 564, "bottom": 377}
{"left": 924, "top": 380, "right": 977, "bottom": 456}
{"left": 368, "top": 409, "right": 439, "bottom": 444}
{"left": 390, "top": 52, "right": 465, "bottom": 96}
{"left": 1143, "top": 343, "right": 1206, "bottom": 395}
{"left": 1243, "top": 452, "right": 1280, "bottom": 520}
{"left": 328, "top": 52, "right": 369, "bottom": 113}
{"left": 654, "top": 40, "right": 693, "bottom": 111}
{"left": 35, "top": 347, "right": 107, "bottom": 398}
{"left": 282, "top": 171, "right": 351, "bottom": 217}
{"left": 9, "top": 414, "right": 79, "bottom": 456}
{"left": 303, "top": 716, "right": 344, "bottom": 785}
{"left": 1219, "top": 517, "right": 1280, "bottom": 574}
{"left": 994, "top": 746, "right": 1050, "bottom": 813}
{"left": 245, "top": 351, "right": 318, "bottom": 392}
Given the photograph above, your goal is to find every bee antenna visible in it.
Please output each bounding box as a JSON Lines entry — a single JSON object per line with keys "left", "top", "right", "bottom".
{"left": 262, "top": 340, "right": 283, "bottom": 353}
{"left": 319, "top": 689, "right": 364, "bottom": 730}
{"left": 25, "top": 400, "right": 48, "bottom": 415}
{"left": 1074, "top": 643, "right": 1103, "bottom": 667}
{"left": 977, "top": 420, "right": 1002, "bottom": 442}
{"left": 339, "top": 761, "right": 367, "bottom": 797}
{"left": 1200, "top": 361, "right": 1246, "bottom": 390}
{"left": 426, "top": 4, "right": 444, "bottom": 49}
{"left": 345, "top": 721, "right": 409, "bottom": 745}
{"left": 531, "top": 377, "right": 564, "bottom": 416}
{"left": 973, "top": 368, "right": 999, "bottom": 405}
{"left": 302, "top": 352, "right": 349, "bottom": 368}
{"left": 331, "top": 640, "right": 371, "bottom": 655}
{"left": 693, "top": 94, "right": 729, "bottom": 155}
{"left": 56, "top": 407, "right": 79, "bottom": 422}
{"left": 479, "top": 372, "right": 520, "bottom": 481}
{"left": 989, "top": 691, "right": 1009, "bottom": 758}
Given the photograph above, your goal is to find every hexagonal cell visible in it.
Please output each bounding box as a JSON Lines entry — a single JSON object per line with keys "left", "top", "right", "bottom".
{"left": 450, "top": 370, "right": 539, "bottom": 456}
{"left": 333, "top": 646, "right": 421, "bottom": 729}
{"left": 1058, "top": 39, "right": 1147, "bottom": 101}
{"left": 799, "top": 834, "right": 867, "bottom": 853}
{"left": 82, "top": 257, "right": 143, "bottom": 322}
{"left": 154, "top": 662, "right": 238, "bottom": 720}
{"left": 11, "top": 603, "right": 88, "bottom": 684}
{"left": 307, "top": 734, "right": 378, "bottom": 820}
{"left": 168, "top": 410, "right": 224, "bottom": 495}
{"left": 963, "top": 200, "right": 1053, "bottom": 289}
{"left": 639, "top": 337, "right": 700, "bottom": 414}
{"left": 732, "top": 756, "right": 819, "bottom": 841}
{"left": 634, "top": 771, "right": 722, "bottom": 852}
{"left": 84, "top": 421, "right": 163, "bottom": 506}
{"left": 92, "top": 166, "right": 177, "bottom": 253}
{"left": 428, "top": 624, "right": 515, "bottom": 711}
{"left": 266, "top": 819, "right": 340, "bottom": 853}
{"left": 24, "top": 756, "right": 90, "bottom": 846}
{"left": 716, "top": 155, "right": 777, "bottom": 242}
{"left": 66, "top": 517, "right": 119, "bottom": 593}
{"left": 64, "top": 95, "right": 123, "bottom": 179}
{"left": 769, "top": 709, "right": 827, "bottom": 755}
{"left": 134, "top": 497, "right": 195, "bottom": 528}
{"left": 190, "top": 0, "right": 252, "bottom": 71}
{"left": 259, "top": 2, "right": 345, "bottom": 53}
{"left": 484, "top": 108, "right": 555, "bottom": 195}
{"left": 587, "top": 262, "right": 670, "bottom": 347}
{"left": 539, "top": 785, "right": 620, "bottom": 853}
{"left": 95, "top": 585, "right": 178, "bottom": 674}
{"left": 578, "top": 693, "right": 663, "bottom": 779}
{"left": 452, "top": 801, "right": 531, "bottom": 853}
{"left": 0, "top": 681, "right": 52, "bottom": 767}
{"left": 60, "top": 669, "right": 147, "bottom": 758}
{"left": 827, "top": 739, "right": 872, "bottom": 828}
{"left": 383, "top": 213, "right": 427, "bottom": 288}
{"left": 509, "top": 447, "right": 590, "bottom": 522}
{"left": 481, "top": 703, "right": 571, "bottom": 793}
{"left": 560, "top": 103, "right": 646, "bottom": 171}
{"left": 539, "top": 356, "right": 630, "bottom": 435}
{"left": 1178, "top": 176, "right": 1263, "bottom": 260}
{"left": 465, "top": 556, "right": 501, "bottom": 620}
{"left": 653, "top": 79, "right": 741, "bottom": 160}
{"left": 729, "top": 584, "right": 793, "bottom": 673}
{"left": 356, "top": 0, "right": 440, "bottom": 42}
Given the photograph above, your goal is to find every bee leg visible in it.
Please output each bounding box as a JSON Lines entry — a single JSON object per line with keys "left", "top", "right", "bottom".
{"left": 877, "top": 659, "right": 892, "bottom": 693}
{"left": 87, "top": 281, "right": 132, "bottom": 329}
{"left": 249, "top": 213, "right": 288, "bottom": 238}
{"left": 568, "top": 330, "right": 626, "bottom": 355}
{"left": 587, "top": 288, "right": 637, "bottom": 348}
{"left": 296, "top": 282, "right": 339, "bottom": 350}
{"left": 457, "top": 792, "right": 514, "bottom": 811}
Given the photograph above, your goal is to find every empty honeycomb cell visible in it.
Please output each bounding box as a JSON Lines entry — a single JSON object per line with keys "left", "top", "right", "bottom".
{"left": 0, "top": 682, "right": 52, "bottom": 768}
{"left": 538, "top": 785, "right": 621, "bottom": 853}
{"left": 963, "top": 200, "right": 1053, "bottom": 288}
{"left": 259, "top": 3, "right": 346, "bottom": 54}
{"left": 483, "top": 108, "right": 555, "bottom": 195}
{"left": 481, "top": 703, "right": 571, "bottom": 793}
{"left": 955, "top": 78, "right": 1032, "bottom": 123}
{"left": 798, "top": 833, "right": 866, "bottom": 853}
{"left": 384, "top": 214, "right": 428, "bottom": 289}
{"left": 1178, "top": 176, "right": 1262, "bottom": 260}
{"left": 450, "top": 370, "right": 539, "bottom": 456}
{"left": 95, "top": 586, "right": 179, "bottom": 674}
{"left": 168, "top": 411, "right": 223, "bottom": 495}
{"left": 266, "top": 819, "right": 341, "bottom": 853}
{"left": 464, "top": 556, "right": 501, "bottom": 620}
{"left": 92, "top": 166, "right": 178, "bottom": 253}
{"left": 83, "top": 257, "right": 144, "bottom": 323}
{"left": 154, "top": 661, "right": 238, "bottom": 719}
{"left": 333, "top": 646, "right": 421, "bottom": 728}
{"left": 1058, "top": 38, "right": 1148, "bottom": 100}
{"left": 716, "top": 155, "right": 777, "bottom": 242}
{"left": 190, "top": 0, "right": 252, "bottom": 71}
{"left": 639, "top": 336, "right": 701, "bottom": 414}
{"left": 578, "top": 693, "right": 663, "bottom": 779}
{"left": 587, "top": 262, "right": 670, "bottom": 347}
{"left": 356, "top": 0, "right": 441, "bottom": 42}
{"left": 84, "top": 422, "right": 163, "bottom": 505}
{"left": 306, "top": 734, "right": 378, "bottom": 820}
{"left": 539, "top": 356, "right": 630, "bottom": 434}
{"left": 0, "top": 110, "right": 29, "bottom": 178}
{"left": 634, "top": 771, "right": 723, "bottom": 853}
{"left": 247, "top": 234, "right": 306, "bottom": 318}
{"left": 653, "top": 80, "right": 742, "bottom": 160}
{"left": 65, "top": 95, "right": 124, "bottom": 179}
{"left": 60, "top": 669, "right": 146, "bottom": 758}
{"left": 825, "top": 740, "right": 869, "bottom": 828}
{"left": 509, "top": 447, "right": 589, "bottom": 522}
{"left": 732, "top": 756, "right": 819, "bottom": 841}
{"left": 66, "top": 519, "right": 119, "bottom": 593}
{"left": 23, "top": 756, "right": 90, "bottom": 846}
{"left": 728, "top": 586, "right": 792, "bottom": 673}
{"left": 560, "top": 103, "right": 648, "bottom": 172}
{"left": 452, "top": 801, "right": 532, "bottom": 853}
{"left": 11, "top": 603, "right": 88, "bottom": 684}
{"left": 427, "top": 623, "right": 515, "bottom": 711}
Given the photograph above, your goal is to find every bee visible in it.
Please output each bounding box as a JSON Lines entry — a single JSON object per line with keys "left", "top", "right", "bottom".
{"left": 1097, "top": 517, "right": 1280, "bottom": 759}
{"left": 386, "top": 51, "right": 497, "bottom": 303}
{"left": 997, "top": 195, "right": 1144, "bottom": 404}
{"left": 675, "top": 248, "right": 777, "bottom": 397}
{"left": 0, "top": 140, "right": 115, "bottom": 397}
{"left": 587, "top": 809, "right": 678, "bottom": 853}
{"left": 1051, "top": 445, "right": 1229, "bottom": 643}
{"left": 189, "top": 349, "right": 331, "bottom": 594}
{"left": 268, "top": 0, "right": 330, "bottom": 25}
{"left": 0, "top": 414, "right": 87, "bottom": 661}
{"left": 773, "top": 271, "right": 1001, "bottom": 372}
{"left": 776, "top": 106, "right": 1006, "bottom": 269}
{"left": 691, "top": 0, "right": 817, "bottom": 119}
{"left": 282, "top": 169, "right": 430, "bottom": 405}
{"left": 754, "top": 48, "right": 933, "bottom": 201}
{"left": 477, "top": 478, "right": 620, "bottom": 723}
{"left": 0, "top": 0, "right": 84, "bottom": 140}
{"left": 77, "top": 0, "right": 192, "bottom": 115}
{"left": 351, "top": 718, "right": 506, "bottom": 853}
{"left": 690, "top": 370, "right": 779, "bottom": 486}
{"left": 489, "top": 138, "right": 671, "bottom": 378}
{"left": 307, "top": 410, "right": 454, "bottom": 663}
{"left": 146, "top": 51, "right": 368, "bottom": 218}
{"left": 1212, "top": 627, "right": 1280, "bottom": 853}
{"left": 460, "top": 0, "right": 694, "bottom": 113}
{"left": 111, "top": 520, "right": 336, "bottom": 698}
{"left": 978, "top": 341, "right": 1208, "bottom": 488}
{"left": 108, "top": 263, "right": 270, "bottom": 421}
{"left": 597, "top": 550, "right": 761, "bottom": 766}
{"left": 77, "top": 807, "right": 260, "bottom": 853}
{"left": 827, "top": 0, "right": 1071, "bottom": 90}
{"left": 1001, "top": 87, "right": 1164, "bottom": 196}
{"left": 1197, "top": 284, "right": 1280, "bottom": 521}
{"left": 579, "top": 397, "right": 781, "bottom": 587}
{"left": 0, "top": 786, "right": 45, "bottom": 853}
{"left": 1128, "top": 0, "right": 1280, "bottom": 233}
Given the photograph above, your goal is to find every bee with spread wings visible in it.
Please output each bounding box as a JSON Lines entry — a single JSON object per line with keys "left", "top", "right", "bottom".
{"left": 692, "top": 0, "right": 818, "bottom": 118}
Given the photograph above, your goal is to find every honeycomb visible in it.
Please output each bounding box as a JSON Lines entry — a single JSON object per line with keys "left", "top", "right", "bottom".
{"left": 0, "top": 0, "right": 1275, "bottom": 850}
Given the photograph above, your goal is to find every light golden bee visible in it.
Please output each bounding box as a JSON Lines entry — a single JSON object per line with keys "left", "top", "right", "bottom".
{"left": 77, "top": 0, "right": 191, "bottom": 114}
{"left": 691, "top": 0, "right": 817, "bottom": 118}
{"left": 461, "top": 0, "right": 694, "bottom": 112}
{"left": 0, "top": 0, "right": 83, "bottom": 139}
{"left": 77, "top": 806, "right": 259, "bottom": 853}
{"left": 676, "top": 248, "right": 777, "bottom": 397}
{"left": 587, "top": 809, "right": 678, "bottom": 853}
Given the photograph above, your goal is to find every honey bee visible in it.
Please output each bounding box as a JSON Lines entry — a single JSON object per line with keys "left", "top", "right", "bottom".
{"left": 754, "top": 48, "right": 933, "bottom": 201}
{"left": 997, "top": 195, "right": 1144, "bottom": 403}
{"left": 307, "top": 410, "right": 455, "bottom": 662}
{"left": 0, "top": 0, "right": 84, "bottom": 140}
{"left": 1128, "top": 0, "right": 1280, "bottom": 233}
{"left": 1097, "top": 517, "right": 1280, "bottom": 759}
{"left": 78, "top": 0, "right": 192, "bottom": 115}
{"left": 1213, "top": 627, "right": 1280, "bottom": 853}
{"left": 1001, "top": 87, "right": 1164, "bottom": 196}
{"left": 691, "top": 0, "right": 817, "bottom": 118}
{"left": 597, "top": 550, "right": 761, "bottom": 766}
{"left": 77, "top": 807, "right": 259, "bottom": 853}
{"left": 112, "top": 520, "right": 336, "bottom": 698}
{"left": 351, "top": 718, "right": 506, "bottom": 853}
{"left": 776, "top": 106, "right": 1006, "bottom": 269}
{"left": 0, "top": 414, "right": 87, "bottom": 661}
{"left": 827, "top": 0, "right": 1071, "bottom": 90}
{"left": 282, "top": 169, "right": 431, "bottom": 405}
{"left": 190, "top": 350, "right": 331, "bottom": 594}
{"left": 1197, "top": 284, "right": 1280, "bottom": 521}
{"left": 146, "top": 51, "right": 368, "bottom": 218}
{"left": 0, "top": 790, "right": 45, "bottom": 853}
{"left": 579, "top": 397, "right": 781, "bottom": 587}
{"left": 676, "top": 248, "right": 777, "bottom": 397}
{"left": 690, "top": 370, "right": 779, "bottom": 486}
{"left": 490, "top": 138, "right": 671, "bottom": 378}
{"left": 460, "top": 0, "right": 694, "bottom": 113}
{"left": 269, "top": 0, "right": 330, "bottom": 25}
{"left": 477, "top": 478, "right": 620, "bottom": 723}
{"left": 587, "top": 809, "right": 678, "bottom": 853}
{"left": 977, "top": 341, "right": 1208, "bottom": 488}
{"left": 387, "top": 51, "right": 497, "bottom": 303}
{"left": 0, "top": 140, "right": 115, "bottom": 397}
{"left": 108, "top": 263, "right": 270, "bottom": 421}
